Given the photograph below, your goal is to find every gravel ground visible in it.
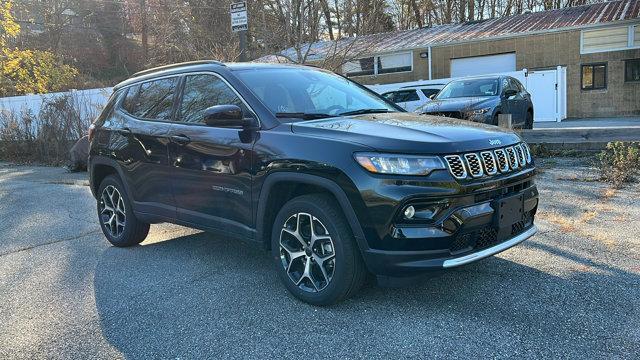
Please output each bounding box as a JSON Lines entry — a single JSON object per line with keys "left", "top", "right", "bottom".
{"left": 0, "top": 159, "right": 638, "bottom": 359}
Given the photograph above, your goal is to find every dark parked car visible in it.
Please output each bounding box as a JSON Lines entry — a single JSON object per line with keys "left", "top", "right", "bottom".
{"left": 88, "top": 61, "right": 538, "bottom": 305}
{"left": 416, "top": 76, "right": 534, "bottom": 129}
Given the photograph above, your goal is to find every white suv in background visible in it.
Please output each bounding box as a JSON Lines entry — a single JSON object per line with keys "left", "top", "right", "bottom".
{"left": 382, "top": 84, "right": 445, "bottom": 112}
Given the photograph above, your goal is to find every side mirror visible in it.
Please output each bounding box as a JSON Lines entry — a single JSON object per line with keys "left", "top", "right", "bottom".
{"left": 503, "top": 89, "right": 518, "bottom": 98}
{"left": 203, "top": 105, "right": 258, "bottom": 129}
{"left": 429, "top": 94, "right": 437, "bottom": 100}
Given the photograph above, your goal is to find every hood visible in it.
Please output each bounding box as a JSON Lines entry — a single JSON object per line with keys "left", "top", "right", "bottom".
{"left": 419, "top": 96, "right": 497, "bottom": 113}
{"left": 291, "top": 112, "right": 521, "bottom": 154}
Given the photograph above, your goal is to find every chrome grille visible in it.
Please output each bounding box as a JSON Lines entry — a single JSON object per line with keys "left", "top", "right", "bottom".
{"left": 443, "top": 142, "right": 532, "bottom": 180}
{"left": 522, "top": 143, "right": 532, "bottom": 164}
{"left": 464, "top": 153, "right": 483, "bottom": 178}
{"left": 505, "top": 146, "right": 518, "bottom": 169}
{"left": 515, "top": 144, "right": 526, "bottom": 167}
{"left": 494, "top": 149, "right": 509, "bottom": 173}
{"left": 444, "top": 155, "right": 467, "bottom": 179}
{"left": 480, "top": 151, "right": 497, "bottom": 175}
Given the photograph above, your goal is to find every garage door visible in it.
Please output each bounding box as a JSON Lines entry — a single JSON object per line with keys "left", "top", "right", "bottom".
{"left": 451, "top": 53, "right": 516, "bottom": 77}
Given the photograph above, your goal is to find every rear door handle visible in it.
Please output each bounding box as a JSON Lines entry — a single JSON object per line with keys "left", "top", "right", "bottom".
{"left": 117, "top": 128, "right": 132, "bottom": 135}
{"left": 170, "top": 134, "right": 191, "bottom": 145}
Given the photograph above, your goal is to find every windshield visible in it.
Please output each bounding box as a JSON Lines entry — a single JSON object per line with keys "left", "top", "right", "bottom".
{"left": 234, "top": 67, "right": 398, "bottom": 121}
{"left": 436, "top": 78, "right": 500, "bottom": 99}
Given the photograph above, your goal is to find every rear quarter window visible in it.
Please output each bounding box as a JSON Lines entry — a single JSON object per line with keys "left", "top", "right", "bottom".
{"left": 121, "top": 77, "right": 179, "bottom": 121}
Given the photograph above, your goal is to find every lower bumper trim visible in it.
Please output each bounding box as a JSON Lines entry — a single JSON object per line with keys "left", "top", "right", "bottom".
{"left": 442, "top": 225, "right": 537, "bottom": 268}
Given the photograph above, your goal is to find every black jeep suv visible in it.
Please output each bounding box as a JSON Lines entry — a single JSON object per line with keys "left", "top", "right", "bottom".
{"left": 89, "top": 61, "right": 538, "bottom": 305}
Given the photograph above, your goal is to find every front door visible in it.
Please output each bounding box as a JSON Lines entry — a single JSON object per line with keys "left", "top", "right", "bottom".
{"left": 167, "top": 73, "right": 256, "bottom": 237}
{"left": 502, "top": 78, "right": 527, "bottom": 126}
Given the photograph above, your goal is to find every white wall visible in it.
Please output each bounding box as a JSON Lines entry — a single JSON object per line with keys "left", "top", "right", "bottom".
{"left": 0, "top": 87, "right": 113, "bottom": 121}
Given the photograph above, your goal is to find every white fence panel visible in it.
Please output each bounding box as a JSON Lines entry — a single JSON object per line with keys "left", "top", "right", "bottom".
{"left": 0, "top": 87, "right": 113, "bottom": 121}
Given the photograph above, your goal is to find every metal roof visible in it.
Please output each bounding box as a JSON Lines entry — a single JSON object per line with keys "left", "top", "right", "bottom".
{"left": 260, "top": 0, "right": 640, "bottom": 62}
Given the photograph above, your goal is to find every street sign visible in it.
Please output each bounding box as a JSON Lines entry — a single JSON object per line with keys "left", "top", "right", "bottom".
{"left": 230, "top": 2, "right": 248, "bottom": 32}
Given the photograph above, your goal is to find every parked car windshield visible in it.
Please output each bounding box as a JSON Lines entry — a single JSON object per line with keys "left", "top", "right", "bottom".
{"left": 436, "top": 78, "right": 500, "bottom": 99}
{"left": 234, "top": 67, "right": 398, "bottom": 122}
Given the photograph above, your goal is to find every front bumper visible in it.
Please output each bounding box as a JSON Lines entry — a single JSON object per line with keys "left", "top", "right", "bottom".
{"left": 364, "top": 224, "right": 537, "bottom": 276}
{"left": 358, "top": 178, "right": 538, "bottom": 276}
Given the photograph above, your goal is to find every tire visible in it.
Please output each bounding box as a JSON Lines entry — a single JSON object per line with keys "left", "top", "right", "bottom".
{"left": 271, "top": 194, "right": 367, "bottom": 306}
{"left": 97, "top": 175, "right": 149, "bottom": 247}
{"left": 525, "top": 111, "right": 534, "bottom": 129}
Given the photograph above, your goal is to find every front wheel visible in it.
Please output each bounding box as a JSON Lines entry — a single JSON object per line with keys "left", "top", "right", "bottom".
{"left": 271, "top": 194, "right": 367, "bottom": 306}
{"left": 525, "top": 111, "right": 534, "bottom": 129}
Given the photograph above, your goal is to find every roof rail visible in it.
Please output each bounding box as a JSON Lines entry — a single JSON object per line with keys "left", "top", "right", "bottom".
{"left": 131, "top": 60, "right": 225, "bottom": 77}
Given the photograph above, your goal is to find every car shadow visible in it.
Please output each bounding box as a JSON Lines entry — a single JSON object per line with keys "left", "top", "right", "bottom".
{"left": 94, "top": 231, "right": 640, "bottom": 358}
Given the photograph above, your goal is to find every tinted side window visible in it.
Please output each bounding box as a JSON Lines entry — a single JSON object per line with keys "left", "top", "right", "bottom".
{"left": 400, "top": 90, "right": 420, "bottom": 102}
{"left": 129, "top": 77, "right": 178, "bottom": 121}
{"left": 502, "top": 78, "right": 518, "bottom": 94}
{"left": 179, "top": 74, "right": 247, "bottom": 124}
{"left": 509, "top": 78, "right": 522, "bottom": 93}
{"left": 121, "top": 85, "right": 139, "bottom": 114}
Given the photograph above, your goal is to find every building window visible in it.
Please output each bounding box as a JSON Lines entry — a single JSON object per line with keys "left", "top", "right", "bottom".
{"left": 343, "top": 57, "right": 374, "bottom": 77}
{"left": 377, "top": 53, "right": 412, "bottom": 74}
{"left": 626, "top": 59, "right": 640, "bottom": 82}
{"left": 581, "top": 25, "right": 639, "bottom": 54}
{"left": 344, "top": 52, "right": 412, "bottom": 77}
{"left": 581, "top": 63, "right": 607, "bottom": 90}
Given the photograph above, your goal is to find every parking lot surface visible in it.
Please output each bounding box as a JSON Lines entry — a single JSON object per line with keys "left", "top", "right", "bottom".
{"left": 0, "top": 160, "right": 639, "bottom": 359}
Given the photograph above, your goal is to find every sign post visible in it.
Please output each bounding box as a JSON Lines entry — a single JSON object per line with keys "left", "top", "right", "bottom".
{"left": 230, "top": 2, "right": 248, "bottom": 61}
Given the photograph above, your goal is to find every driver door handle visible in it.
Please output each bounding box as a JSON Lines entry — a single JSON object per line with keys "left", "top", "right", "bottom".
{"left": 170, "top": 134, "right": 191, "bottom": 145}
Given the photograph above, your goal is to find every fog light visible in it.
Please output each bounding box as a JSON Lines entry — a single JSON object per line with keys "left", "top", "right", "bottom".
{"left": 404, "top": 205, "right": 415, "bottom": 219}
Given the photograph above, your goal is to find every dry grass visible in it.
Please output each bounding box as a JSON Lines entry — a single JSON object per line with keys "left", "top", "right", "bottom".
{"left": 537, "top": 186, "right": 620, "bottom": 248}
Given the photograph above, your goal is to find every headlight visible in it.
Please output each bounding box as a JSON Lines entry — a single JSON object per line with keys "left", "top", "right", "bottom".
{"left": 354, "top": 153, "right": 445, "bottom": 175}
{"left": 467, "top": 108, "right": 491, "bottom": 115}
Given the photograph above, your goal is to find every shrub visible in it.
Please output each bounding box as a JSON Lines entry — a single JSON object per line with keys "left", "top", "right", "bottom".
{"left": 597, "top": 142, "right": 640, "bottom": 187}
{"left": 0, "top": 93, "right": 97, "bottom": 165}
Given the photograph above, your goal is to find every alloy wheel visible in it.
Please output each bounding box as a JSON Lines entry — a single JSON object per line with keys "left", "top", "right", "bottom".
{"left": 99, "top": 185, "right": 126, "bottom": 238}
{"left": 279, "top": 212, "right": 336, "bottom": 292}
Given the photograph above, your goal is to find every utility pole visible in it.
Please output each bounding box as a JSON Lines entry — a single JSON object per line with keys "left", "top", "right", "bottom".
{"left": 140, "top": 0, "right": 148, "bottom": 62}
{"left": 230, "top": 2, "right": 249, "bottom": 62}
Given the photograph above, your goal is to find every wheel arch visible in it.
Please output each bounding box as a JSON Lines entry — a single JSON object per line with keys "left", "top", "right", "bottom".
{"left": 256, "top": 172, "right": 368, "bottom": 252}
{"left": 89, "top": 156, "right": 130, "bottom": 200}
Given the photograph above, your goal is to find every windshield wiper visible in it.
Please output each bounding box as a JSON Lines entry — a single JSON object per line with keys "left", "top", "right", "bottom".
{"left": 275, "top": 112, "right": 334, "bottom": 120}
{"left": 339, "top": 109, "right": 391, "bottom": 116}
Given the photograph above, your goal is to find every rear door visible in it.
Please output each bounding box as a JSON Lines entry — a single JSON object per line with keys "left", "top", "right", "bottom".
{"left": 167, "top": 73, "right": 256, "bottom": 237}
{"left": 113, "top": 77, "right": 179, "bottom": 218}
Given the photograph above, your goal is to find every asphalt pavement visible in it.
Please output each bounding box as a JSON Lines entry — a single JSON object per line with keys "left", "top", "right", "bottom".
{"left": 0, "top": 160, "right": 638, "bottom": 359}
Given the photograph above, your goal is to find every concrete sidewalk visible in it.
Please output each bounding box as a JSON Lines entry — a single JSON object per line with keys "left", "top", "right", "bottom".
{"left": 534, "top": 117, "right": 640, "bottom": 129}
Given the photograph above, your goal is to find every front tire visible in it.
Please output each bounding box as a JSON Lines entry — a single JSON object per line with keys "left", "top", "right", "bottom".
{"left": 271, "top": 194, "right": 366, "bottom": 305}
{"left": 525, "top": 111, "right": 534, "bottom": 129}
{"left": 97, "top": 175, "right": 149, "bottom": 247}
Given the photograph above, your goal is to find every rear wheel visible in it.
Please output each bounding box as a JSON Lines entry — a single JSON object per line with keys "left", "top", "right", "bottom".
{"left": 97, "top": 175, "right": 149, "bottom": 247}
{"left": 271, "top": 194, "right": 366, "bottom": 305}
